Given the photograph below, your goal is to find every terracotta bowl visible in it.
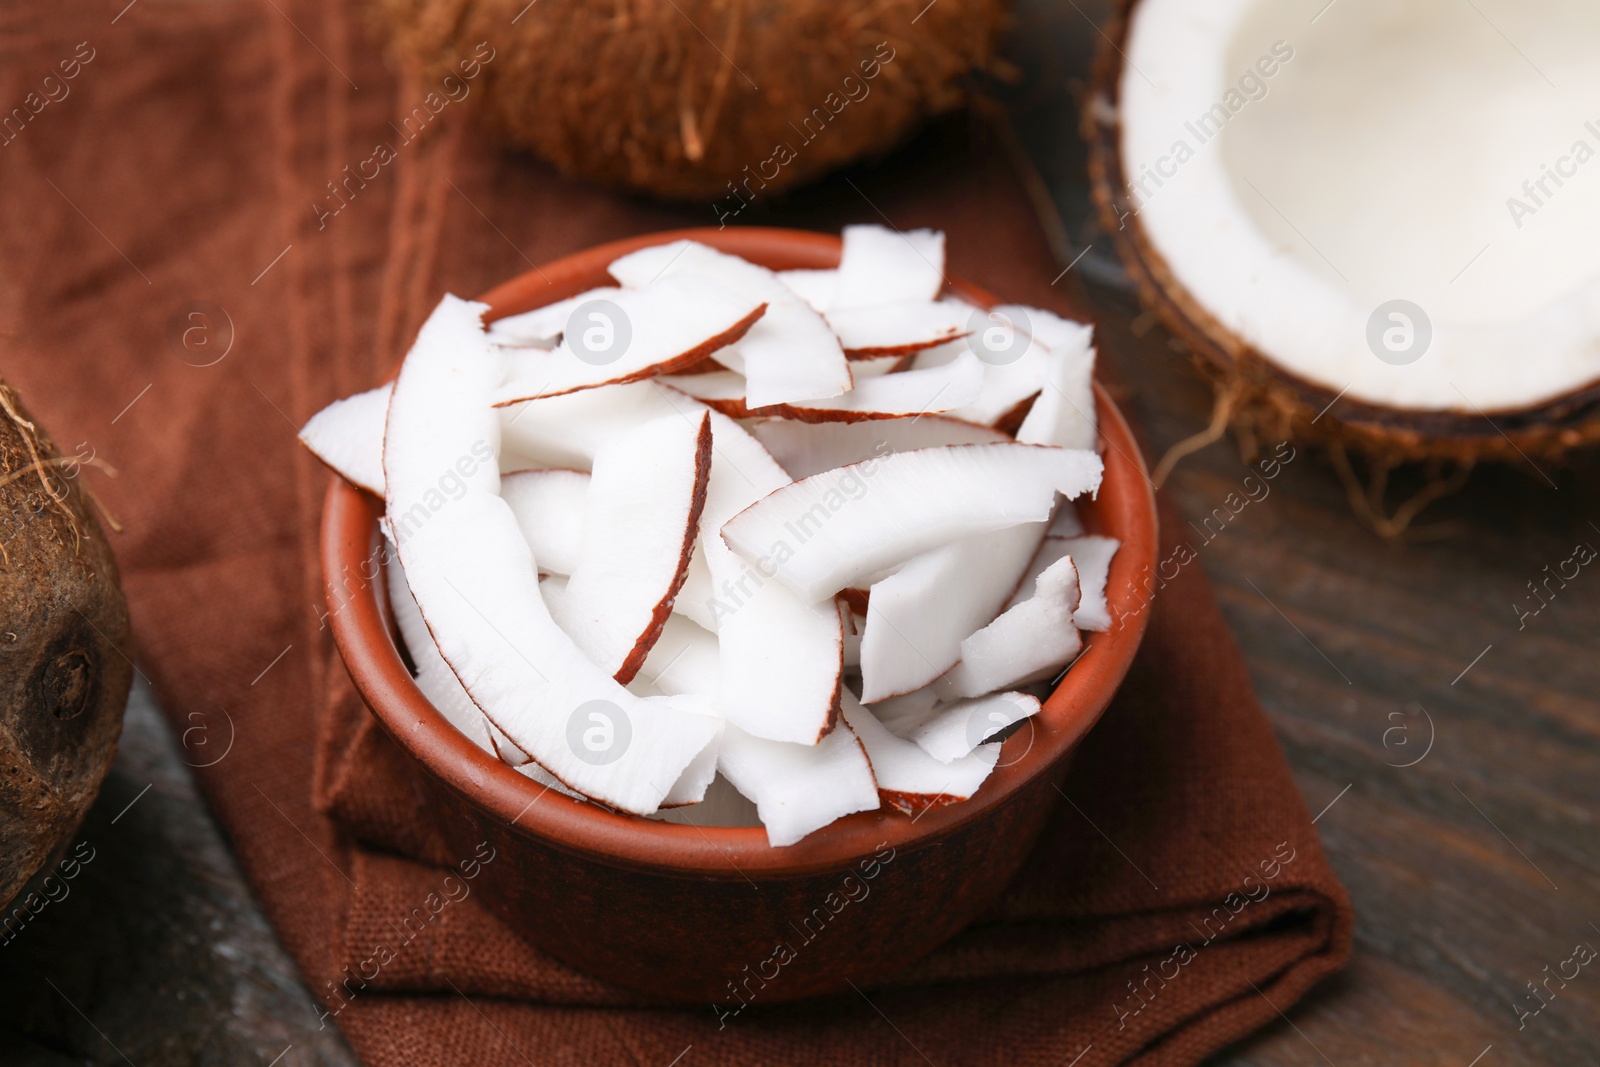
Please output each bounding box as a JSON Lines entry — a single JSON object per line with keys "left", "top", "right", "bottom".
{"left": 322, "top": 227, "right": 1157, "bottom": 1005}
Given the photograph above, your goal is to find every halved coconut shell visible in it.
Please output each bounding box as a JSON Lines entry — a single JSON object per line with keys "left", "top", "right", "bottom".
{"left": 1085, "top": 0, "right": 1600, "bottom": 464}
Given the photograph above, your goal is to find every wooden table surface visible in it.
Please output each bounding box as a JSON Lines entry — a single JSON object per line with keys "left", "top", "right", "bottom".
{"left": 3, "top": 3, "right": 1596, "bottom": 1064}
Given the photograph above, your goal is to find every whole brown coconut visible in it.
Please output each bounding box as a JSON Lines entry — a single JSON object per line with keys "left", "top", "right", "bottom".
{"left": 1084, "top": 0, "right": 1600, "bottom": 476}
{"left": 0, "top": 381, "right": 130, "bottom": 915}
{"left": 374, "top": 0, "right": 1008, "bottom": 201}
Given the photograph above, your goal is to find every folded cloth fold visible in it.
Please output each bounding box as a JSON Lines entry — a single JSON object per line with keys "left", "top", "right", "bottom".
{"left": 2, "top": 1, "right": 1350, "bottom": 1063}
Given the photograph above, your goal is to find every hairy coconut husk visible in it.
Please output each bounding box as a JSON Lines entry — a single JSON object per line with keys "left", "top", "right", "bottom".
{"left": 373, "top": 0, "right": 1008, "bottom": 201}
{"left": 0, "top": 381, "right": 131, "bottom": 915}
{"left": 1083, "top": 0, "right": 1600, "bottom": 476}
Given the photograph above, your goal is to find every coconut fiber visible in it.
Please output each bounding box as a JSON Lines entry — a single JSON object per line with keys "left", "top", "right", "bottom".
{"left": 1, "top": 1, "right": 1351, "bottom": 1064}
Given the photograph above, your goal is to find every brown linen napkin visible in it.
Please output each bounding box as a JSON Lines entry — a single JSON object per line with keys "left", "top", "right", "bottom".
{"left": 1, "top": 2, "right": 1351, "bottom": 1064}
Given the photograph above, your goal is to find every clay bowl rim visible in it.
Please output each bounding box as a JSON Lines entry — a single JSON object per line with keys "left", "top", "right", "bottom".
{"left": 322, "top": 225, "right": 1157, "bottom": 880}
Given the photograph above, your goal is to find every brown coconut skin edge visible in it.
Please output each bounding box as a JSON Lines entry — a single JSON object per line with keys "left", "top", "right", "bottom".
{"left": 373, "top": 0, "right": 1008, "bottom": 202}
{"left": 0, "top": 381, "right": 131, "bottom": 913}
{"left": 1083, "top": 0, "right": 1600, "bottom": 464}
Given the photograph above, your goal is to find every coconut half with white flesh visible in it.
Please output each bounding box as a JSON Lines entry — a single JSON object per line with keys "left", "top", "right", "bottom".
{"left": 1088, "top": 0, "right": 1600, "bottom": 463}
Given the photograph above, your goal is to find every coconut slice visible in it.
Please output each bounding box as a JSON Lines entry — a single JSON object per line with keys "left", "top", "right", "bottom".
{"left": 937, "top": 557, "right": 1082, "bottom": 701}
{"left": 1053, "top": 535, "right": 1120, "bottom": 632}
{"left": 499, "top": 468, "right": 589, "bottom": 576}
{"left": 632, "top": 611, "right": 721, "bottom": 697}
{"left": 695, "top": 409, "right": 844, "bottom": 744}
{"left": 721, "top": 443, "right": 1104, "bottom": 602}
{"left": 849, "top": 354, "right": 913, "bottom": 379}
{"left": 299, "top": 383, "right": 392, "bottom": 495}
{"left": 910, "top": 338, "right": 1036, "bottom": 427}
{"left": 827, "top": 299, "right": 972, "bottom": 357}
{"left": 768, "top": 350, "right": 986, "bottom": 423}
{"left": 1016, "top": 316, "right": 1098, "bottom": 450}
{"left": 653, "top": 371, "right": 747, "bottom": 414}
{"left": 385, "top": 522, "right": 545, "bottom": 773}
{"left": 498, "top": 380, "right": 684, "bottom": 470}
{"left": 384, "top": 547, "right": 493, "bottom": 754}
{"left": 490, "top": 724, "right": 533, "bottom": 767}
{"left": 651, "top": 773, "right": 762, "bottom": 828}
{"left": 487, "top": 286, "right": 624, "bottom": 349}
{"left": 609, "top": 241, "right": 853, "bottom": 408}
{"left": 516, "top": 759, "right": 589, "bottom": 800}
{"left": 857, "top": 521, "right": 1047, "bottom": 703}
{"left": 908, "top": 691, "right": 1041, "bottom": 764}
{"left": 866, "top": 686, "right": 942, "bottom": 739}
{"left": 840, "top": 692, "right": 997, "bottom": 815}
{"left": 662, "top": 351, "right": 985, "bottom": 423}
{"left": 649, "top": 694, "right": 722, "bottom": 807}
{"left": 554, "top": 412, "right": 712, "bottom": 683}
{"left": 490, "top": 275, "right": 764, "bottom": 403}
{"left": 831, "top": 225, "right": 946, "bottom": 308}
{"left": 673, "top": 542, "right": 718, "bottom": 632}
{"left": 717, "top": 721, "right": 879, "bottom": 847}
{"left": 776, "top": 268, "right": 837, "bottom": 314}
{"left": 383, "top": 294, "right": 719, "bottom": 815}
{"left": 750, "top": 414, "right": 1007, "bottom": 479}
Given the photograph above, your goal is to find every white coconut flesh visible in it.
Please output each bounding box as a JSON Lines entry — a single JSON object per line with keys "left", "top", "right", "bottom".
{"left": 554, "top": 411, "right": 711, "bottom": 683}
{"left": 381, "top": 296, "right": 721, "bottom": 815}
{"left": 299, "top": 383, "right": 391, "bottom": 495}
{"left": 857, "top": 522, "right": 1047, "bottom": 703}
{"left": 720, "top": 443, "right": 1103, "bottom": 602}
{"left": 609, "top": 240, "right": 853, "bottom": 409}
{"left": 936, "top": 556, "right": 1084, "bottom": 701}
{"left": 1118, "top": 0, "right": 1600, "bottom": 412}
{"left": 487, "top": 286, "right": 623, "bottom": 348}
{"left": 300, "top": 225, "right": 1115, "bottom": 846}
{"left": 499, "top": 469, "right": 590, "bottom": 577}
{"left": 840, "top": 691, "right": 999, "bottom": 813}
